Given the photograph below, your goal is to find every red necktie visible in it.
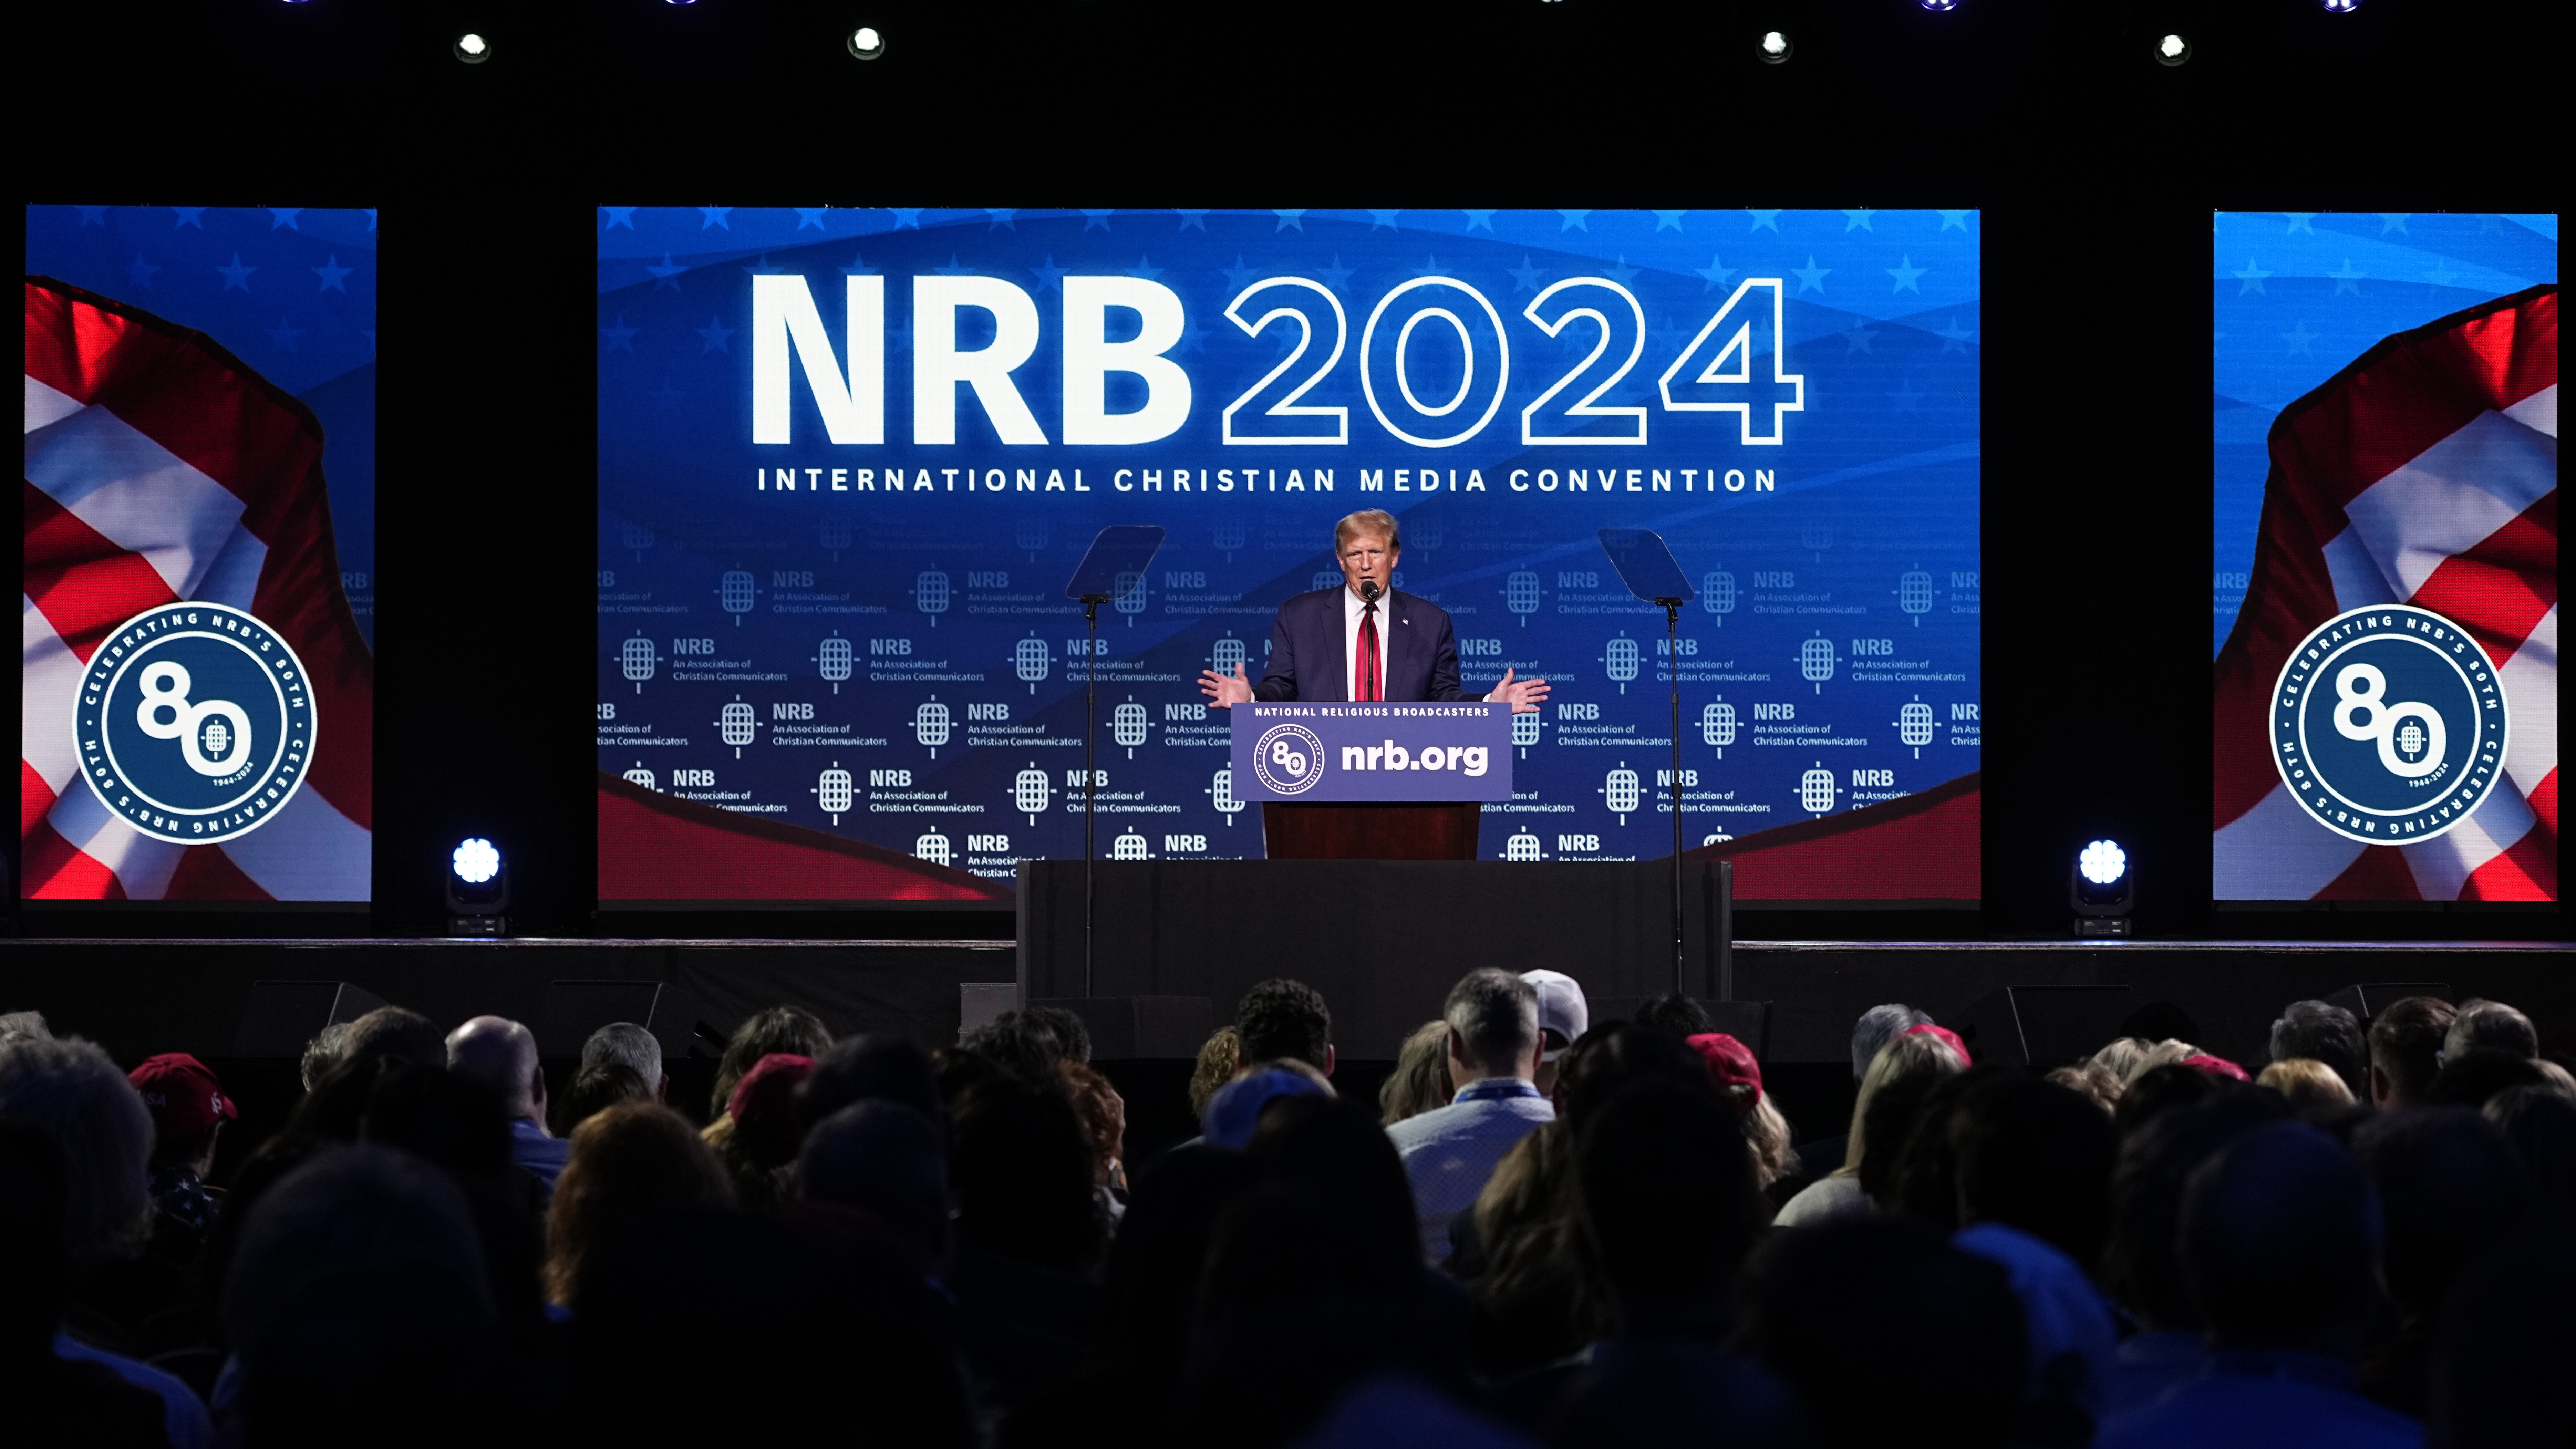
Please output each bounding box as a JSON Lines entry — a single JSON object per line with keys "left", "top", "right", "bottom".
{"left": 1357, "top": 602, "right": 1381, "bottom": 702}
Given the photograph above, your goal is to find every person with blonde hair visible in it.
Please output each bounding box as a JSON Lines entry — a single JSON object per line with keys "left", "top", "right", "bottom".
{"left": 2257, "top": 1057, "right": 2356, "bottom": 1109}
{"left": 1777, "top": 1031, "right": 1967, "bottom": 1226}
{"left": 1188, "top": 1026, "right": 1241, "bottom": 1125}
{"left": 1380, "top": 1020, "right": 1453, "bottom": 1126}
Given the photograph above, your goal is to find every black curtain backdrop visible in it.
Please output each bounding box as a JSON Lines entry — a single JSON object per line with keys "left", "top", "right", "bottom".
{"left": 10, "top": 0, "right": 2561, "bottom": 942}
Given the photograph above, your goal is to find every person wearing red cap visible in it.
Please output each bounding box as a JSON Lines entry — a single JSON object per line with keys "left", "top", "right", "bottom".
{"left": 127, "top": 1052, "right": 237, "bottom": 1239}
{"left": 1687, "top": 1033, "right": 1800, "bottom": 1192}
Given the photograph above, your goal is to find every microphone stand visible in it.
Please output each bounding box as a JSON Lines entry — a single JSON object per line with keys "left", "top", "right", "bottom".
{"left": 1660, "top": 595, "right": 1684, "bottom": 997}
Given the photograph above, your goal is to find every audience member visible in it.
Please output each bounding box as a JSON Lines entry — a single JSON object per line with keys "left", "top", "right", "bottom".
{"left": 1777, "top": 1029, "right": 1964, "bottom": 1226}
{"left": 1737, "top": 1216, "right": 2027, "bottom": 1449}
{"left": 1687, "top": 1032, "right": 1799, "bottom": 1193}
{"left": 1, "top": 1039, "right": 210, "bottom": 1447}
{"left": 2350, "top": 1107, "right": 2532, "bottom": 1419}
{"left": 2424, "top": 1227, "right": 2576, "bottom": 1449}
{"left": 1234, "top": 977, "right": 1335, "bottom": 1075}
{"left": 2257, "top": 1058, "right": 2356, "bottom": 1110}
{"left": 1387, "top": 970, "right": 1554, "bottom": 1264}
{"left": 2, "top": 1123, "right": 176, "bottom": 1449}
{"left": 2269, "top": 1000, "right": 2369, "bottom": 1100}
{"left": 716, "top": 1051, "right": 815, "bottom": 1212}
{"left": 1060, "top": 1059, "right": 1128, "bottom": 1208}
{"left": 1188, "top": 1026, "right": 1240, "bottom": 1125}
{"left": 2097, "top": 1124, "right": 2415, "bottom": 1449}
{"left": 1247, "top": 1095, "right": 1425, "bottom": 1267}
{"left": 706, "top": 1005, "right": 832, "bottom": 1124}
{"left": 2423, "top": 1047, "right": 2553, "bottom": 1110}
{"left": 945, "top": 1075, "right": 1106, "bottom": 1404}
{"left": 1633, "top": 992, "right": 1712, "bottom": 1037}
{"left": 1885, "top": 1064, "right": 2006, "bottom": 1232}
{"left": 2099, "top": 1096, "right": 2289, "bottom": 1414}
{"left": 1202, "top": 1064, "right": 1332, "bottom": 1150}
{"left": 2483, "top": 1083, "right": 2576, "bottom": 1228}
{"left": 1949, "top": 1076, "right": 2120, "bottom": 1421}
{"left": 577, "top": 1021, "right": 666, "bottom": 1101}
{"left": 796, "top": 1032, "right": 946, "bottom": 1135}
{"left": 225, "top": 1146, "right": 517, "bottom": 1449}
{"left": 1851, "top": 1003, "right": 1938, "bottom": 1081}
{"left": 339, "top": 1005, "right": 446, "bottom": 1069}
{"left": 126, "top": 1053, "right": 235, "bottom": 1241}
{"left": 2045, "top": 1062, "right": 2122, "bottom": 1112}
{"left": 2367, "top": 995, "right": 2456, "bottom": 1109}
{"left": 445, "top": 1015, "right": 569, "bottom": 1193}
{"left": 958, "top": 1011, "right": 1073, "bottom": 1085}
{"left": 796, "top": 1100, "right": 950, "bottom": 1274}
{"left": 2114, "top": 1060, "right": 2224, "bottom": 1133}
{"left": 2443, "top": 998, "right": 2537, "bottom": 1061}
{"left": 1545, "top": 1077, "right": 1805, "bottom": 1449}
{"left": 0, "top": 1009, "right": 54, "bottom": 1045}
{"left": 2088, "top": 1036, "right": 2154, "bottom": 1086}
{"left": 2182, "top": 1053, "right": 2251, "bottom": 1082}
{"left": 555, "top": 1061, "right": 651, "bottom": 1134}
{"left": 545, "top": 1100, "right": 734, "bottom": 1308}
{"left": 298, "top": 1020, "right": 352, "bottom": 1092}
{"left": 1381, "top": 1018, "right": 1454, "bottom": 1126}
{"left": 1521, "top": 969, "right": 1590, "bottom": 1096}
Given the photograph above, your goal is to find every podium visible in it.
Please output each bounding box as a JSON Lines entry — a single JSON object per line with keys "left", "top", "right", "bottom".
{"left": 1262, "top": 802, "right": 1481, "bottom": 860}
{"left": 1232, "top": 701, "right": 1512, "bottom": 860}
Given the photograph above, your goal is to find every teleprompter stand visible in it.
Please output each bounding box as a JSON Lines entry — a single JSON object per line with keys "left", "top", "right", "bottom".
{"left": 1599, "top": 527, "right": 1697, "bottom": 998}
{"left": 1064, "top": 525, "right": 1167, "bottom": 997}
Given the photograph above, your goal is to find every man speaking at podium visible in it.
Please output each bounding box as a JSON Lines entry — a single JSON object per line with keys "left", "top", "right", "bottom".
{"left": 1200, "top": 509, "right": 1550, "bottom": 712}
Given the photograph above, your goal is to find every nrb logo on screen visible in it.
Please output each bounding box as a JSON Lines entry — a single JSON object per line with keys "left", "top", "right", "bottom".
{"left": 76, "top": 605, "right": 317, "bottom": 844}
{"left": 2270, "top": 604, "right": 2507, "bottom": 846}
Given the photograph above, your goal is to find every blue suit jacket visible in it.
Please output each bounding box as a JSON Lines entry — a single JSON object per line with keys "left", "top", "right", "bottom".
{"left": 1254, "top": 588, "right": 1476, "bottom": 703}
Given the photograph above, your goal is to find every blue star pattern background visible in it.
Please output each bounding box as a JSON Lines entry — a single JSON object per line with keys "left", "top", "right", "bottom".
{"left": 2212, "top": 212, "right": 2557, "bottom": 657}
{"left": 27, "top": 204, "right": 380, "bottom": 644}
{"left": 599, "top": 209, "right": 1979, "bottom": 891}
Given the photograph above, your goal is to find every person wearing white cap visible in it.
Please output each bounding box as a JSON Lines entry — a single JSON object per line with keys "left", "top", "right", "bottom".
{"left": 1520, "top": 969, "right": 1589, "bottom": 1097}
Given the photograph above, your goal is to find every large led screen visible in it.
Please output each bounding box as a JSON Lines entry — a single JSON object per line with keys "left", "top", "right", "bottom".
{"left": 24, "top": 205, "right": 375, "bottom": 902}
{"left": 597, "top": 208, "right": 1980, "bottom": 903}
{"left": 2213, "top": 213, "right": 2556, "bottom": 901}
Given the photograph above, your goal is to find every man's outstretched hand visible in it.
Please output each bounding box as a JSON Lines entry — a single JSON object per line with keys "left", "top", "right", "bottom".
{"left": 1487, "top": 668, "right": 1551, "bottom": 713}
{"left": 1199, "top": 662, "right": 1254, "bottom": 708}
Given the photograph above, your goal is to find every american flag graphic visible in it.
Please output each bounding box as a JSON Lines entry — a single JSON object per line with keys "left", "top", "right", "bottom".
{"left": 2213, "top": 286, "right": 2556, "bottom": 900}
{"left": 22, "top": 277, "right": 372, "bottom": 899}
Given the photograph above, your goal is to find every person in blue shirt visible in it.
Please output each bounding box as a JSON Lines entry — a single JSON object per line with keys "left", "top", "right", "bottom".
{"left": 2096, "top": 1122, "right": 2422, "bottom": 1449}
{"left": 446, "top": 1016, "right": 569, "bottom": 1194}
{"left": 1384, "top": 969, "right": 1554, "bottom": 1265}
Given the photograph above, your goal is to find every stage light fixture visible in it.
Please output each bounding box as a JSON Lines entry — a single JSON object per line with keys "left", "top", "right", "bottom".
{"left": 847, "top": 25, "right": 885, "bottom": 59}
{"left": 446, "top": 837, "right": 510, "bottom": 936}
{"left": 1920, "top": 0, "right": 1958, "bottom": 11}
{"left": 2155, "top": 32, "right": 2189, "bottom": 65}
{"left": 454, "top": 32, "right": 490, "bottom": 63}
{"left": 2321, "top": 0, "right": 2358, "bottom": 10}
{"left": 1759, "top": 30, "right": 1793, "bottom": 63}
{"left": 2071, "top": 838, "right": 2135, "bottom": 938}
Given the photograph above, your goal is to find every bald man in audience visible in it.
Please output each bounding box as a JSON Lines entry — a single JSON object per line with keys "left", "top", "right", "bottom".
{"left": 447, "top": 1015, "right": 570, "bottom": 1193}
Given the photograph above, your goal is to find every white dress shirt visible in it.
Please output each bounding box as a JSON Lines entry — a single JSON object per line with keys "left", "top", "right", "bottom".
{"left": 1342, "top": 585, "right": 1385, "bottom": 701}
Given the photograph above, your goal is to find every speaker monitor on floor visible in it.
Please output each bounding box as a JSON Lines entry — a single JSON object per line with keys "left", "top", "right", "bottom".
{"left": 232, "top": 980, "right": 389, "bottom": 1058}
{"left": 2324, "top": 983, "right": 2451, "bottom": 1024}
{"left": 1953, "top": 985, "right": 2134, "bottom": 1068}
{"left": 1029, "top": 996, "right": 1214, "bottom": 1060}
{"left": 535, "top": 979, "right": 666, "bottom": 1059}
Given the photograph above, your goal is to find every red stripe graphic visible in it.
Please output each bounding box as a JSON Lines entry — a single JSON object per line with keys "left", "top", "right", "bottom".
{"left": 2313, "top": 845, "right": 2423, "bottom": 902}
{"left": 2406, "top": 490, "right": 2557, "bottom": 671}
{"left": 20, "top": 760, "right": 58, "bottom": 842}
{"left": 599, "top": 772, "right": 1013, "bottom": 903}
{"left": 2462, "top": 820, "right": 2557, "bottom": 901}
{"left": 165, "top": 845, "right": 277, "bottom": 901}
{"left": 2529, "top": 768, "right": 2559, "bottom": 839}
{"left": 1682, "top": 770, "right": 1980, "bottom": 900}
{"left": 21, "top": 820, "right": 126, "bottom": 900}
{"left": 22, "top": 481, "right": 183, "bottom": 664}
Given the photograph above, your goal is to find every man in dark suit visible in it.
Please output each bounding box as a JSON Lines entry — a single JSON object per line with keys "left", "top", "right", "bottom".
{"left": 1198, "top": 509, "right": 1550, "bottom": 712}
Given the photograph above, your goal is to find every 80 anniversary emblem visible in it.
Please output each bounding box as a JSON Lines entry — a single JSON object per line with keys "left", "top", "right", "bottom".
{"left": 77, "top": 604, "right": 316, "bottom": 844}
{"left": 2271, "top": 604, "right": 2506, "bottom": 846}
{"left": 1250, "top": 722, "right": 1328, "bottom": 796}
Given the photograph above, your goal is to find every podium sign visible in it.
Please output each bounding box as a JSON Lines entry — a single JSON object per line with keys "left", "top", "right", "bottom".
{"left": 1231, "top": 702, "right": 1514, "bottom": 803}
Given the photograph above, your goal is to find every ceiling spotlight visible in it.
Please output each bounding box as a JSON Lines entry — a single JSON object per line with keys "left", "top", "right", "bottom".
{"left": 1920, "top": 0, "right": 1958, "bottom": 11}
{"left": 847, "top": 25, "right": 885, "bottom": 59}
{"left": 2321, "top": 0, "right": 2358, "bottom": 9}
{"left": 453, "top": 32, "right": 491, "bottom": 63}
{"left": 2155, "top": 32, "right": 2189, "bottom": 65}
{"left": 446, "top": 837, "right": 510, "bottom": 936}
{"left": 1759, "top": 30, "right": 1793, "bottom": 63}
{"left": 2071, "top": 838, "right": 2135, "bottom": 937}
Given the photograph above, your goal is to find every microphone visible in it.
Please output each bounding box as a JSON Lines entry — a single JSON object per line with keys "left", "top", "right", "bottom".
{"left": 1360, "top": 579, "right": 1381, "bottom": 603}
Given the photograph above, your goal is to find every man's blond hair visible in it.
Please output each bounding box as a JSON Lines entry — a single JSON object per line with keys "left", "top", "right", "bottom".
{"left": 1334, "top": 509, "right": 1400, "bottom": 555}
